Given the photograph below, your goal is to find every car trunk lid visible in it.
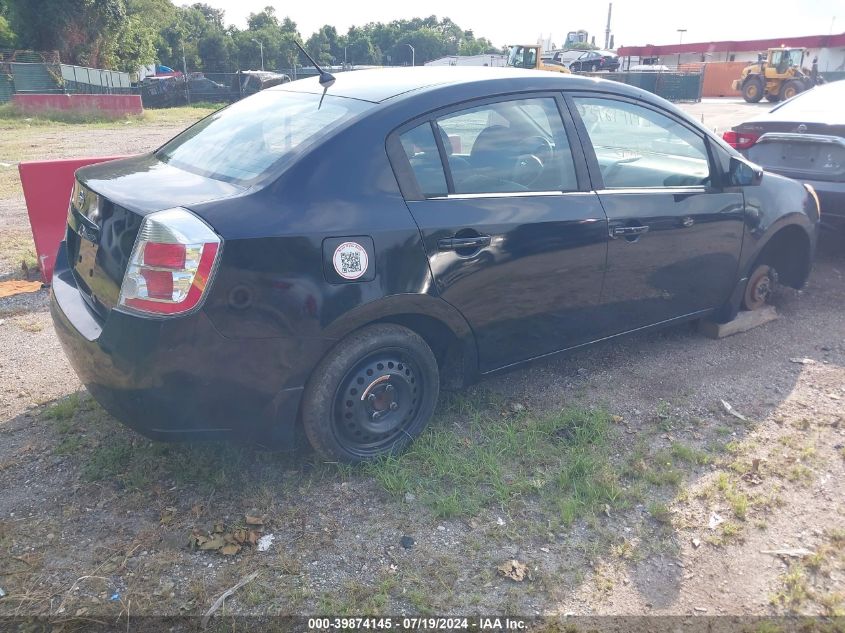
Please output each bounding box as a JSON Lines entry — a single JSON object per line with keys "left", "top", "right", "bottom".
{"left": 66, "top": 154, "right": 243, "bottom": 319}
{"left": 737, "top": 119, "right": 845, "bottom": 182}
{"left": 747, "top": 131, "right": 845, "bottom": 182}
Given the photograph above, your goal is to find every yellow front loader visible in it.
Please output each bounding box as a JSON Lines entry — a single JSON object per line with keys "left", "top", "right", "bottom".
{"left": 507, "top": 45, "right": 571, "bottom": 74}
{"left": 732, "top": 48, "right": 820, "bottom": 103}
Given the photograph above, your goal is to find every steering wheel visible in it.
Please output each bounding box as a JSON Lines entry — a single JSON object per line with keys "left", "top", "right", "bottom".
{"left": 511, "top": 154, "right": 544, "bottom": 187}
{"left": 521, "top": 135, "right": 554, "bottom": 161}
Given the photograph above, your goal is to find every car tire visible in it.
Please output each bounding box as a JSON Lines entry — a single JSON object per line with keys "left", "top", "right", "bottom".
{"left": 301, "top": 323, "right": 440, "bottom": 463}
{"left": 742, "top": 78, "right": 764, "bottom": 103}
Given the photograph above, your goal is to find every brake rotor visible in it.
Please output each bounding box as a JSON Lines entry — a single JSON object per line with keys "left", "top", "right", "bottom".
{"left": 743, "top": 264, "right": 774, "bottom": 311}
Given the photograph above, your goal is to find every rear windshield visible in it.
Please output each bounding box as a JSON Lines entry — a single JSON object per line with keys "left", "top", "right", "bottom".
{"left": 156, "top": 90, "right": 372, "bottom": 185}
{"left": 771, "top": 80, "right": 845, "bottom": 116}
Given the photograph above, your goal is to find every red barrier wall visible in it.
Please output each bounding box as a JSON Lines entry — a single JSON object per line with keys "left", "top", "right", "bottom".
{"left": 12, "top": 94, "right": 143, "bottom": 116}
{"left": 19, "top": 156, "right": 129, "bottom": 284}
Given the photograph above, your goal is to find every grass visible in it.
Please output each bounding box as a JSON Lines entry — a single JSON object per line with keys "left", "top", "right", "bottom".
{"left": 0, "top": 103, "right": 216, "bottom": 212}
{"left": 45, "top": 393, "right": 83, "bottom": 423}
{"left": 0, "top": 228, "right": 38, "bottom": 276}
{"left": 366, "top": 401, "right": 627, "bottom": 525}
{"left": 316, "top": 577, "right": 398, "bottom": 615}
{"left": 82, "top": 436, "right": 254, "bottom": 491}
{"left": 647, "top": 501, "right": 672, "bottom": 525}
{"left": 0, "top": 102, "right": 219, "bottom": 127}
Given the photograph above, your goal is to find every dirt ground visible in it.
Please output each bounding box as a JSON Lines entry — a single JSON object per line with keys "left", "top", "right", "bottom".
{"left": 0, "top": 99, "right": 843, "bottom": 624}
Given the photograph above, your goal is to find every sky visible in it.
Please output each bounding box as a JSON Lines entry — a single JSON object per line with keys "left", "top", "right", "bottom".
{"left": 194, "top": 0, "right": 842, "bottom": 49}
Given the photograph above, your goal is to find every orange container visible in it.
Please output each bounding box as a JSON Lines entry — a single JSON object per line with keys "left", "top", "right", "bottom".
{"left": 701, "top": 62, "right": 748, "bottom": 97}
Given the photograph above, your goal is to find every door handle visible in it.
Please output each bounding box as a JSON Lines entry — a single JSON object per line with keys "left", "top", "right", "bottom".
{"left": 612, "top": 225, "right": 650, "bottom": 238}
{"left": 438, "top": 235, "right": 492, "bottom": 251}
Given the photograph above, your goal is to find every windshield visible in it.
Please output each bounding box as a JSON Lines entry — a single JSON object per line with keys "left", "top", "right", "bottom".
{"left": 156, "top": 90, "right": 372, "bottom": 185}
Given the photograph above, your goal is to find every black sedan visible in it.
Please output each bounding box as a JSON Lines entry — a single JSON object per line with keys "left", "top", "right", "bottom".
{"left": 51, "top": 67, "right": 819, "bottom": 463}
{"left": 724, "top": 79, "right": 844, "bottom": 235}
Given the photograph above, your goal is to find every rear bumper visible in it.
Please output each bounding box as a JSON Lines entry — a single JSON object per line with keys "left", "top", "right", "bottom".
{"left": 49, "top": 242, "right": 310, "bottom": 445}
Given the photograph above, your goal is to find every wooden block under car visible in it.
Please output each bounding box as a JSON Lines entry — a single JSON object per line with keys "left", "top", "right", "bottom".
{"left": 698, "top": 305, "right": 778, "bottom": 339}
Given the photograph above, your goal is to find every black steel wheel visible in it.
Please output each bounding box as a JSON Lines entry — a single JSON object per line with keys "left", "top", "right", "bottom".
{"left": 301, "top": 324, "right": 439, "bottom": 462}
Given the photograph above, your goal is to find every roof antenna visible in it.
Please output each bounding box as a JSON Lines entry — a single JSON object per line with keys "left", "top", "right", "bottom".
{"left": 293, "top": 39, "right": 335, "bottom": 101}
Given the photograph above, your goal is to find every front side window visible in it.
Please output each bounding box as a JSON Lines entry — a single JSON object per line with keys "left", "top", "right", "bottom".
{"left": 435, "top": 97, "right": 577, "bottom": 194}
{"left": 573, "top": 97, "right": 711, "bottom": 188}
{"left": 156, "top": 90, "right": 372, "bottom": 184}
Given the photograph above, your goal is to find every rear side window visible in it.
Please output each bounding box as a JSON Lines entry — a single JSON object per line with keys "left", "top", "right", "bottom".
{"left": 399, "top": 123, "right": 448, "bottom": 197}
{"left": 573, "top": 97, "right": 711, "bottom": 188}
{"left": 156, "top": 90, "right": 372, "bottom": 185}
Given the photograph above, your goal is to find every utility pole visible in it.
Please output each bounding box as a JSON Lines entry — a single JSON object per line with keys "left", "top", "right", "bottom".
{"left": 406, "top": 43, "right": 415, "bottom": 67}
{"left": 677, "top": 28, "right": 687, "bottom": 68}
{"left": 252, "top": 39, "right": 264, "bottom": 71}
{"left": 181, "top": 40, "right": 189, "bottom": 105}
{"left": 344, "top": 45, "right": 348, "bottom": 66}
{"left": 604, "top": 3, "right": 612, "bottom": 50}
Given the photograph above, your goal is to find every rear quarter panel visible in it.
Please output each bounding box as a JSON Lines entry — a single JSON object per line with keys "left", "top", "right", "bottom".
{"left": 189, "top": 111, "right": 439, "bottom": 359}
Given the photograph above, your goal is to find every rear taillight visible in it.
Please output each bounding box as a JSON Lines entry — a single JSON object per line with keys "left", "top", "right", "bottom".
{"left": 723, "top": 130, "right": 760, "bottom": 150}
{"left": 118, "top": 207, "right": 221, "bottom": 316}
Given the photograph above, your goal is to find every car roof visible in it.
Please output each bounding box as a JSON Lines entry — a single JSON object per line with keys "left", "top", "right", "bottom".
{"left": 274, "top": 66, "right": 591, "bottom": 103}
{"left": 271, "top": 66, "right": 711, "bottom": 143}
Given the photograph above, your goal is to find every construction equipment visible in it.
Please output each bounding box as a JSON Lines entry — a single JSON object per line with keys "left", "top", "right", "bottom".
{"left": 507, "top": 45, "right": 571, "bottom": 74}
{"left": 732, "top": 48, "right": 821, "bottom": 103}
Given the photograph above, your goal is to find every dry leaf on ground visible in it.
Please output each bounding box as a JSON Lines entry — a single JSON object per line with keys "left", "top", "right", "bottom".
{"left": 497, "top": 559, "right": 531, "bottom": 582}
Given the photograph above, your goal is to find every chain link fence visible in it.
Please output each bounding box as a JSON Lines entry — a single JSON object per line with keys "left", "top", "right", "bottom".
{"left": 138, "top": 71, "right": 296, "bottom": 108}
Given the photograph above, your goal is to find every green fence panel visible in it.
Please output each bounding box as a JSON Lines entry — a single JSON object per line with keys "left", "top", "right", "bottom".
{"left": 584, "top": 71, "right": 703, "bottom": 102}
{"left": 10, "top": 62, "right": 62, "bottom": 93}
{"left": 0, "top": 73, "right": 13, "bottom": 103}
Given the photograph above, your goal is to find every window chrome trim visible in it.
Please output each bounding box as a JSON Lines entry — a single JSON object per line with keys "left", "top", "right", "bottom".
{"left": 420, "top": 190, "right": 597, "bottom": 201}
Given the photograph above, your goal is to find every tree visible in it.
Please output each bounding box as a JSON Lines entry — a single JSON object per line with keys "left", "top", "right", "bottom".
{"left": 197, "top": 30, "right": 234, "bottom": 72}
{"left": 247, "top": 6, "right": 277, "bottom": 31}
{"left": 191, "top": 3, "right": 224, "bottom": 30}
{"left": 305, "top": 27, "right": 332, "bottom": 65}
{"left": 0, "top": 14, "right": 15, "bottom": 47}
{"left": 110, "top": 15, "right": 156, "bottom": 71}
{"left": 7, "top": 0, "right": 126, "bottom": 66}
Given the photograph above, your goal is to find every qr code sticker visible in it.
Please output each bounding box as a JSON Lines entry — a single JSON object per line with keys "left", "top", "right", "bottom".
{"left": 333, "top": 242, "right": 369, "bottom": 280}
{"left": 340, "top": 251, "right": 361, "bottom": 275}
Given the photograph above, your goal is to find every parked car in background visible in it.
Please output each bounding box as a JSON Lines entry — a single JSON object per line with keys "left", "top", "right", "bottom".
{"left": 543, "top": 49, "right": 604, "bottom": 72}
{"left": 186, "top": 76, "right": 232, "bottom": 101}
{"left": 52, "top": 67, "right": 819, "bottom": 463}
{"left": 724, "top": 79, "right": 844, "bottom": 235}
{"left": 234, "top": 70, "right": 291, "bottom": 98}
{"left": 595, "top": 50, "right": 620, "bottom": 71}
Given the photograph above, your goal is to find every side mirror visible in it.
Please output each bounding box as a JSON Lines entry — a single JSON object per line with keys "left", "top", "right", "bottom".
{"left": 728, "top": 156, "right": 763, "bottom": 187}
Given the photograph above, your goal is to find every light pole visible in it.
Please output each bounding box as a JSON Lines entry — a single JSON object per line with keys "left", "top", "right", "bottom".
{"left": 181, "top": 39, "right": 190, "bottom": 105}
{"left": 676, "top": 28, "right": 686, "bottom": 68}
{"left": 406, "top": 43, "right": 415, "bottom": 67}
{"left": 252, "top": 39, "right": 264, "bottom": 71}
{"left": 344, "top": 45, "right": 348, "bottom": 66}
